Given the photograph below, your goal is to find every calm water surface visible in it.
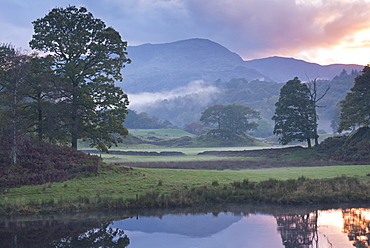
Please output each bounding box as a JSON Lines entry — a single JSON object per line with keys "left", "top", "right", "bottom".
{"left": 1, "top": 204, "right": 369, "bottom": 247}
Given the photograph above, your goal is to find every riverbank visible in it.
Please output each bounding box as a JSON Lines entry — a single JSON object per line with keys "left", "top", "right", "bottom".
{"left": 1, "top": 163, "right": 370, "bottom": 215}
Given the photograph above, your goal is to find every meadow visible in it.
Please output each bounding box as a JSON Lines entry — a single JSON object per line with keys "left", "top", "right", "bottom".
{"left": 3, "top": 164, "right": 370, "bottom": 204}
{"left": 1, "top": 129, "right": 369, "bottom": 214}
{"left": 1, "top": 148, "right": 370, "bottom": 215}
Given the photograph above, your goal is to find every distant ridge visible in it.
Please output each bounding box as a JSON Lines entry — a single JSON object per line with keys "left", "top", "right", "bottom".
{"left": 120, "top": 38, "right": 363, "bottom": 93}
{"left": 244, "top": 56, "right": 362, "bottom": 83}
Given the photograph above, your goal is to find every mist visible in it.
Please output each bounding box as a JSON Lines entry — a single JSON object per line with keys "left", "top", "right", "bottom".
{"left": 127, "top": 80, "right": 219, "bottom": 113}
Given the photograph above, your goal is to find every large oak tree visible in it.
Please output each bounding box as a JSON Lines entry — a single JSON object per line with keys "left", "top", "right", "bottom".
{"left": 200, "top": 104, "right": 260, "bottom": 134}
{"left": 29, "top": 6, "right": 130, "bottom": 150}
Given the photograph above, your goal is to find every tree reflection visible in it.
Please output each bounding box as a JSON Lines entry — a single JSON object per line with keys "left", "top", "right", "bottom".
{"left": 46, "top": 222, "right": 129, "bottom": 248}
{"left": 343, "top": 208, "right": 370, "bottom": 248}
{"left": 275, "top": 211, "right": 318, "bottom": 248}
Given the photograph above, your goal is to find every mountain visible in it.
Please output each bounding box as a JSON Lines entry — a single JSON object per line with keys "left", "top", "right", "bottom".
{"left": 121, "top": 38, "right": 268, "bottom": 93}
{"left": 244, "top": 56, "right": 363, "bottom": 83}
{"left": 120, "top": 38, "right": 363, "bottom": 93}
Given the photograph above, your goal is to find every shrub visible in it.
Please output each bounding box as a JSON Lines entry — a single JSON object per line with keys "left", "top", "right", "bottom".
{"left": 0, "top": 134, "right": 102, "bottom": 188}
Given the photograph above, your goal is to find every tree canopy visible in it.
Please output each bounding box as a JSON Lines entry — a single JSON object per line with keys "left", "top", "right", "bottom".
{"left": 200, "top": 104, "right": 260, "bottom": 134}
{"left": 272, "top": 77, "right": 317, "bottom": 147}
{"left": 338, "top": 65, "right": 370, "bottom": 133}
{"left": 29, "top": 6, "right": 131, "bottom": 151}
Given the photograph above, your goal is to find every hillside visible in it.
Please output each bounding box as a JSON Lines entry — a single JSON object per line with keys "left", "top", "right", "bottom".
{"left": 121, "top": 38, "right": 267, "bottom": 93}
{"left": 120, "top": 38, "right": 362, "bottom": 93}
{"left": 244, "top": 56, "right": 362, "bottom": 83}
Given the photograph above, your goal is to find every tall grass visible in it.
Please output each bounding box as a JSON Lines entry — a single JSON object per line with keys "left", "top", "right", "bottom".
{"left": 2, "top": 175, "right": 370, "bottom": 215}
{"left": 1, "top": 164, "right": 370, "bottom": 214}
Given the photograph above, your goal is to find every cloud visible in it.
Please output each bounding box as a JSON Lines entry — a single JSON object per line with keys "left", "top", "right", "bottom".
{"left": 128, "top": 80, "right": 219, "bottom": 111}
{"left": 77, "top": 0, "right": 195, "bottom": 45}
{"left": 2, "top": 0, "right": 370, "bottom": 64}
{"left": 182, "top": 0, "right": 370, "bottom": 60}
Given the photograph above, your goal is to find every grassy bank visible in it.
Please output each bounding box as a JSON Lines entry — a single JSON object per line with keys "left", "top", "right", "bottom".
{"left": 1, "top": 163, "right": 370, "bottom": 215}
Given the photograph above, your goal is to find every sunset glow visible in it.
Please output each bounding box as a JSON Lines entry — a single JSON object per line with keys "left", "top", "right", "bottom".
{"left": 1, "top": 0, "right": 370, "bottom": 65}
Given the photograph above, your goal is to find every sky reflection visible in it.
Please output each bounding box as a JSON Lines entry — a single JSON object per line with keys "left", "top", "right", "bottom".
{"left": 111, "top": 209, "right": 366, "bottom": 248}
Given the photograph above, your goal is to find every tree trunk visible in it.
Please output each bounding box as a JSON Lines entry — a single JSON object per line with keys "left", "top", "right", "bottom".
{"left": 11, "top": 78, "right": 18, "bottom": 164}
{"left": 314, "top": 136, "right": 319, "bottom": 146}
{"left": 306, "top": 138, "right": 312, "bottom": 148}
{"left": 37, "top": 103, "right": 43, "bottom": 141}
{"left": 71, "top": 83, "right": 78, "bottom": 149}
{"left": 71, "top": 102, "right": 78, "bottom": 149}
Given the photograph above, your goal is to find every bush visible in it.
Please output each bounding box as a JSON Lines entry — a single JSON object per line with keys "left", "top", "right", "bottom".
{"left": 0, "top": 135, "right": 102, "bottom": 188}
{"left": 319, "top": 127, "right": 370, "bottom": 162}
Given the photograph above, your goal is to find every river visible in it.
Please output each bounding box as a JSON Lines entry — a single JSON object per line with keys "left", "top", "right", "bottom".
{"left": 1, "top": 204, "right": 369, "bottom": 247}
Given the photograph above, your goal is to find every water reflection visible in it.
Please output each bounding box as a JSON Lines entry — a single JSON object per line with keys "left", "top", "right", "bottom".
{"left": 0, "top": 212, "right": 130, "bottom": 248}
{"left": 343, "top": 208, "right": 370, "bottom": 248}
{"left": 1, "top": 205, "right": 370, "bottom": 247}
{"left": 46, "top": 222, "right": 129, "bottom": 247}
{"left": 275, "top": 211, "right": 318, "bottom": 247}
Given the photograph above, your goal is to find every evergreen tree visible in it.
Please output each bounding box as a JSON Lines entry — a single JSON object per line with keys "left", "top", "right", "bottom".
{"left": 272, "top": 77, "right": 317, "bottom": 147}
{"left": 338, "top": 65, "right": 370, "bottom": 132}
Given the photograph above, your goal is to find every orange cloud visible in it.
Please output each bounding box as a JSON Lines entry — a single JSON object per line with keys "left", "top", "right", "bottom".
{"left": 184, "top": 0, "right": 370, "bottom": 62}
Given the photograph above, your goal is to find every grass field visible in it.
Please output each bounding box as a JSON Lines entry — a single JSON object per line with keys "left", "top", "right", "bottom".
{"left": 3, "top": 140, "right": 370, "bottom": 214}
{"left": 128, "top": 129, "right": 194, "bottom": 138}
{"left": 97, "top": 146, "right": 276, "bottom": 162}
{"left": 2, "top": 163, "right": 370, "bottom": 206}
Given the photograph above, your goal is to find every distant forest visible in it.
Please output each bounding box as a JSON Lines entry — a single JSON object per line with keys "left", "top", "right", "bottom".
{"left": 127, "top": 69, "right": 361, "bottom": 136}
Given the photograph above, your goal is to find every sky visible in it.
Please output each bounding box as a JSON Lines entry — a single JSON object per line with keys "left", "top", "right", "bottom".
{"left": 1, "top": 0, "right": 370, "bottom": 65}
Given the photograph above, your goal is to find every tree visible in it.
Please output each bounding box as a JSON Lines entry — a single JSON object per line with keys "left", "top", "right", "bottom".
{"left": 251, "top": 118, "right": 274, "bottom": 138}
{"left": 338, "top": 65, "right": 370, "bottom": 133}
{"left": 0, "top": 44, "right": 30, "bottom": 164}
{"left": 200, "top": 104, "right": 260, "bottom": 134}
{"left": 330, "top": 103, "right": 341, "bottom": 134}
{"left": 23, "top": 55, "right": 69, "bottom": 143}
{"left": 200, "top": 105, "right": 225, "bottom": 130}
{"left": 184, "top": 122, "right": 209, "bottom": 135}
{"left": 306, "top": 77, "right": 330, "bottom": 146}
{"left": 272, "top": 77, "right": 317, "bottom": 147}
{"left": 29, "top": 6, "right": 130, "bottom": 150}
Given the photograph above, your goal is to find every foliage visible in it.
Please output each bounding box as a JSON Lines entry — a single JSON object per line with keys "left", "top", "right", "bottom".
{"left": 29, "top": 6, "right": 130, "bottom": 151}
{"left": 318, "top": 127, "right": 370, "bottom": 162}
{"left": 0, "top": 44, "right": 31, "bottom": 164}
{"left": 330, "top": 102, "right": 341, "bottom": 134}
{"left": 250, "top": 118, "right": 274, "bottom": 138}
{"left": 0, "top": 44, "right": 71, "bottom": 149}
{"left": 184, "top": 122, "right": 209, "bottom": 135}
{"left": 0, "top": 135, "right": 101, "bottom": 188}
{"left": 338, "top": 65, "right": 370, "bottom": 132}
{"left": 272, "top": 77, "right": 317, "bottom": 147}
{"left": 200, "top": 103, "right": 260, "bottom": 135}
